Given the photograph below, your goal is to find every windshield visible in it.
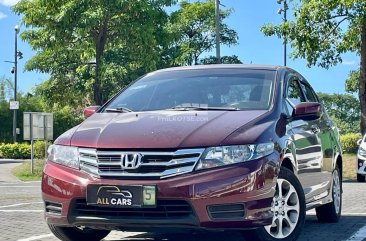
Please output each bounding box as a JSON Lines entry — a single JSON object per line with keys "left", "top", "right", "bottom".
{"left": 105, "top": 68, "right": 276, "bottom": 112}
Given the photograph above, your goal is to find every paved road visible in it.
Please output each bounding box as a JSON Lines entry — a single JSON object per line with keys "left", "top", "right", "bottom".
{"left": 1, "top": 161, "right": 365, "bottom": 241}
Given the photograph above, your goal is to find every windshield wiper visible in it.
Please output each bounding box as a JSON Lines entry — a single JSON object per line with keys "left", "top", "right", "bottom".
{"left": 168, "top": 106, "right": 240, "bottom": 111}
{"left": 104, "top": 107, "right": 133, "bottom": 113}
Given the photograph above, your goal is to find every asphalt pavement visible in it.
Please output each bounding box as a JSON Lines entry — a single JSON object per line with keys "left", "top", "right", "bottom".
{"left": 0, "top": 160, "right": 365, "bottom": 241}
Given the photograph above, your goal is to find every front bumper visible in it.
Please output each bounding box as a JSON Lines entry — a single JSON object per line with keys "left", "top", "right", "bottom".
{"left": 42, "top": 153, "right": 278, "bottom": 231}
{"left": 357, "top": 154, "right": 366, "bottom": 176}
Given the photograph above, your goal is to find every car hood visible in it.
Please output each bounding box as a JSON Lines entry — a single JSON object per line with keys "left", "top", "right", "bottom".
{"left": 55, "top": 110, "right": 267, "bottom": 149}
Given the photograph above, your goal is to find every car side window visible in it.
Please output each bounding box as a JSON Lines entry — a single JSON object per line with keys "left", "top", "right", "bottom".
{"left": 300, "top": 82, "right": 318, "bottom": 102}
{"left": 283, "top": 76, "right": 306, "bottom": 116}
{"left": 287, "top": 77, "right": 305, "bottom": 105}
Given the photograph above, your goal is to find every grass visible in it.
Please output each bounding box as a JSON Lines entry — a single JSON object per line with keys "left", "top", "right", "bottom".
{"left": 342, "top": 153, "right": 357, "bottom": 181}
{"left": 12, "top": 159, "right": 45, "bottom": 181}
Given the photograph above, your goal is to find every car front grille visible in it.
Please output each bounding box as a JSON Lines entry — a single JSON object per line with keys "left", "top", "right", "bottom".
{"left": 71, "top": 199, "right": 195, "bottom": 218}
{"left": 79, "top": 148, "right": 204, "bottom": 179}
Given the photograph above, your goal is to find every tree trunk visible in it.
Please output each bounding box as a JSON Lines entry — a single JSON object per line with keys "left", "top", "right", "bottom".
{"left": 93, "top": 23, "right": 108, "bottom": 105}
{"left": 359, "top": 19, "right": 366, "bottom": 135}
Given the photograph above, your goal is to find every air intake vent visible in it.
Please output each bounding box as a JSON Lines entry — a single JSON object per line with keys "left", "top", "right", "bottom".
{"left": 71, "top": 199, "right": 195, "bottom": 218}
{"left": 207, "top": 203, "right": 245, "bottom": 220}
{"left": 45, "top": 201, "right": 62, "bottom": 215}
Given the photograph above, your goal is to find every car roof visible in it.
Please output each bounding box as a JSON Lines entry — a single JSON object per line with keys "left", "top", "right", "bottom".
{"left": 152, "top": 64, "right": 283, "bottom": 73}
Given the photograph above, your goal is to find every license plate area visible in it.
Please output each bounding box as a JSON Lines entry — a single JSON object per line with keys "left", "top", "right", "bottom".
{"left": 86, "top": 185, "right": 156, "bottom": 208}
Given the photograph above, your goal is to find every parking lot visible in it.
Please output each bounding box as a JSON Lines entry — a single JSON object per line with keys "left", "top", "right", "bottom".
{"left": 1, "top": 161, "right": 365, "bottom": 241}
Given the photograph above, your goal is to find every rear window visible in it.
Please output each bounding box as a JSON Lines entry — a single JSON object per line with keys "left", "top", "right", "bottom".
{"left": 106, "top": 68, "right": 276, "bottom": 111}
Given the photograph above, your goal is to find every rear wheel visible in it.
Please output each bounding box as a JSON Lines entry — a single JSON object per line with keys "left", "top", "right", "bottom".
{"left": 357, "top": 174, "right": 365, "bottom": 182}
{"left": 48, "top": 224, "right": 110, "bottom": 241}
{"left": 315, "top": 166, "right": 342, "bottom": 223}
{"left": 241, "top": 167, "right": 305, "bottom": 241}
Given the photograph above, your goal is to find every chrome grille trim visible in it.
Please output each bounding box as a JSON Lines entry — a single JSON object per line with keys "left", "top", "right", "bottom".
{"left": 79, "top": 148, "right": 204, "bottom": 179}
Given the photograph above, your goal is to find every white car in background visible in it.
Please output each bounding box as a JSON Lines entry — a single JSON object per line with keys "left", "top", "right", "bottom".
{"left": 357, "top": 135, "right": 366, "bottom": 182}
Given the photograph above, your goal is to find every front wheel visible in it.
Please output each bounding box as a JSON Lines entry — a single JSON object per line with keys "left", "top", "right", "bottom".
{"left": 48, "top": 224, "right": 110, "bottom": 241}
{"left": 241, "top": 167, "right": 306, "bottom": 241}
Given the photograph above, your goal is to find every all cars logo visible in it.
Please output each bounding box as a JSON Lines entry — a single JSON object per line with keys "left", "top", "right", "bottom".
{"left": 96, "top": 186, "right": 133, "bottom": 206}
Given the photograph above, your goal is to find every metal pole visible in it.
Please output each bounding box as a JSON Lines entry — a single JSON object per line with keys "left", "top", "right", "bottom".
{"left": 44, "top": 115, "right": 48, "bottom": 160}
{"left": 215, "top": 0, "right": 221, "bottom": 64}
{"left": 30, "top": 113, "right": 34, "bottom": 174}
{"left": 13, "top": 25, "right": 19, "bottom": 143}
{"left": 283, "top": 0, "right": 287, "bottom": 66}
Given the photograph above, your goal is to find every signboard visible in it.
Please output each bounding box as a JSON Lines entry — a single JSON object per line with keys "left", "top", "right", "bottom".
{"left": 23, "top": 112, "right": 53, "bottom": 141}
{"left": 10, "top": 101, "right": 19, "bottom": 110}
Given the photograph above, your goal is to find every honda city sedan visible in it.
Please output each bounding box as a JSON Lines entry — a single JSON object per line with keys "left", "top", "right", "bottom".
{"left": 42, "top": 65, "right": 342, "bottom": 241}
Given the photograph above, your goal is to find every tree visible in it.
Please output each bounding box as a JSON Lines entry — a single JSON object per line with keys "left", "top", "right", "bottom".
{"left": 317, "top": 92, "right": 360, "bottom": 134}
{"left": 0, "top": 76, "right": 14, "bottom": 102}
{"left": 345, "top": 69, "right": 359, "bottom": 93}
{"left": 13, "top": 0, "right": 174, "bottom": 105}
{"left": 169, "top": 0, "right": 238, "bottom": 65}
{"left": 261, "top": 0, "right": 366, "bottom": 133}
{"left": 199, "top": 55, "right": 242, "bottom": 65}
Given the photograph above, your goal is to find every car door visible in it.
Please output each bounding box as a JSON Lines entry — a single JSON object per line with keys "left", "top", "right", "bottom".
{"left": 299, "top": 80, "right": 334, "bottom": 192}
{"left": 284, "top": 73, "right": 324, "bottom": 203}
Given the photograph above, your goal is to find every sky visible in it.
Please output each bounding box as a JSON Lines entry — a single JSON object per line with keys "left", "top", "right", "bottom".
{"left": 0, "top": 0, "right": 359, "bottom": 95}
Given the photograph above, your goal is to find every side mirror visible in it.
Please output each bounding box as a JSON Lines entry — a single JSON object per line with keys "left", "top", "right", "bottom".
{"left": 83, "top": 105, "right": 100, "bottom": 118}
{"left": 357, "top": 139, "right": 362, "bottom": 146}
{"left": 292, "top": 102, "right": 321, "bottom": 121}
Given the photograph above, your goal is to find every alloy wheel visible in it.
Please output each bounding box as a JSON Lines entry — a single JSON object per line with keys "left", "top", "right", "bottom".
{"left": 265, "top": 178, "right": 300, "bottom": 239}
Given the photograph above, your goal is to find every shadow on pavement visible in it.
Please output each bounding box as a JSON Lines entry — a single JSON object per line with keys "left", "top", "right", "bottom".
{"left": 105, "top": 215, "right": 366, "bottom": 241}
{"left": 0, "top": 160, "right": 24, "bottom": 164}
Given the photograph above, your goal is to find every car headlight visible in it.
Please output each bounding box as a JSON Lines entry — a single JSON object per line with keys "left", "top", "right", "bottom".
{"left": 196, "top": 143, "right": 274, "bottom": 170}
{"left": 358, "top": 147, "right": 366, "bottom": 157}
{"left": 47, "top": 144, "right": 79, "bottom": 169}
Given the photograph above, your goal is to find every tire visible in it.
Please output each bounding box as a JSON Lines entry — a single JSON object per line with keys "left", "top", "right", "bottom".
{"left": 357, "top": 174, "right": 365, "bottom": 182}
{"left": 315, "top": 166, "right": 342, "bottom": 223}
{"left": 241, "top": 167, "right": 306, "bottom": 241}
{"left": 48, "top": 224, "right": 110, "bottom": 241}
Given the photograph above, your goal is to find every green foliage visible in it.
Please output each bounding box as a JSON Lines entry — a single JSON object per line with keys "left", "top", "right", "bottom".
{"left": 0, "top": 91, "right": 83, "bottom": 142}
{"left": 13, "top": 0, "right": 174, "bottom": 105}
{"left": 261, "top": 0, "right": 365, "bottom": 69}
{"left": 0, "top": 143, "right": 31, "bottom": 159}
{"left": 260, "top": 0, "right": 366, "bottom": 134}
{"left": 169, "top": 0, "right": 238, "bottom": 65}
{"left": 33, "top": 141, "right": 48, "bottom": 159}
{"left": 0, "top": 75, "right": 14, "bottom": 102}
{"left": 345, "top": 70, "right": 359, "bottom": 93}
{"left": 0, "top": 101, "right": 13, "bottom": 142}
{"left": 0, "top": 141, "right": 48, "bottom": 159}
{"left": 51, "top": 105, "right": 84, "bottom": 139}
{"left": 199, "top": 55, "right": 243, "bottom": 65}
{"left": 340, "top": 133, "right": 361, "bottom": 153}
{"left": 317, "top": 92, "right": 360, "bottom": 134}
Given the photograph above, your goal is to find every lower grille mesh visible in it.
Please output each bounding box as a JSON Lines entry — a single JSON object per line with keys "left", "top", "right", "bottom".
{"left": 71, "top": 199, "right": 194, "bottom": 218}
{"left": 207, "top": 203, "right": 245, "bottom": 220}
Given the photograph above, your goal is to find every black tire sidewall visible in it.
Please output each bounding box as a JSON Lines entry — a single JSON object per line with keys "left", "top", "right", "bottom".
{"left": 333, "top": 166, "right": 342, "bottom": 218}
{"left": 48, "top": 224, "right": 110, "bottom": 241}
